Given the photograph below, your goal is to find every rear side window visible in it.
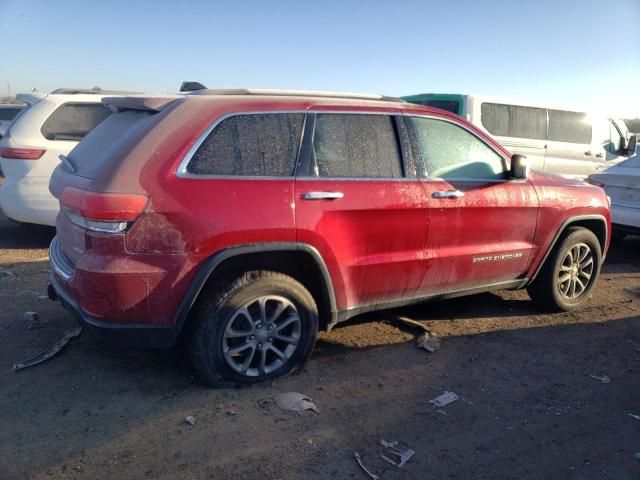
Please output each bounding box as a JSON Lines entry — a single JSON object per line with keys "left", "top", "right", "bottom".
{"left": 41, "top": 103, "right": 111, "bottom": 141}
{"left": 187, "top": 113, "right": 304, "bottom": 176}
{"left": 0, "top": 107, "right": 23, "bottom": 121}
{"left": 312, "top": 114, "right": 402, "bottom": 178}
{"left": 481, "top": 103, "right": 547, "bottom": 140}
{"left": 548, "top": 109, "right": 591, "bottom": 144}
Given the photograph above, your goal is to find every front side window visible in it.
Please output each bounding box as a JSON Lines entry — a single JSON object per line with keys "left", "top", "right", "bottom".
{"left": 187, "top": 113, "right": 304, "bottom": 176}
{"left": 312, "top": 114, "right": 402, "bottom": 178}
{"left": 41, "top": 103, "right": 111, "bottom": 141}
{"left": 481, "top": 103, "right": 547, "bottom": 140}
{"left": 411, "top": 117, "right": 506, "bottom": 180}
{"left": 548, "top": 109, "right": 592, "bottom": 144}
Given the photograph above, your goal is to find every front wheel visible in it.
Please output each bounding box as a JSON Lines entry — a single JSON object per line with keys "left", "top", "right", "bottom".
{"left": 188, "top": 271, "right": 318, "bottom": 387}
{"left": 527, "top": 227, "right": 602, "bottom": 312}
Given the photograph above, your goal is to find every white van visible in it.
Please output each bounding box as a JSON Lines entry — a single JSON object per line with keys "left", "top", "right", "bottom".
{"left": 402, "top": 93, "right": 636, "bottom": 179}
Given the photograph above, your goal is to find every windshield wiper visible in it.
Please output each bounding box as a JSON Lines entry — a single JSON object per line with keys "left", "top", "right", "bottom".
{"left": 59, "top": 154, "right": 77, "bottom": 173}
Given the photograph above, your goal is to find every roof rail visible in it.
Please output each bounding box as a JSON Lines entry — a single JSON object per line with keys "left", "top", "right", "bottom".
{"left": 188, "top": 88, "right": 405, "bottom": 103}
{"left": 50, "top": 88, "right": 140, "bottom": 95}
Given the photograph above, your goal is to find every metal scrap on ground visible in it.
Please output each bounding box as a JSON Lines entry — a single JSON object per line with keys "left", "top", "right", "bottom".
{"left": 590, "top": 374, "right": 611, "bottom": 384}
{"left": 354, "top": 452, "right": 378, "bottom": 480}
{"left": 13, "top": 326, "right": 82, "bottom": 371}
{"left": 430, "top": 391, "right": 460, "bottom": 408}
{"left": 379, "top": 439, "right": 415, "bottom": 467}
{"left": 272, "top": 392, "right": 320, "bottom": 414}
{"left": 416, "top": 334, "right": 441, "bottom": 352}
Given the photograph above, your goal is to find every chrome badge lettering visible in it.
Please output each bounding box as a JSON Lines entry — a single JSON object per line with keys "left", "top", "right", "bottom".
{"left": 473, "top": 252, "right": 523, "bottom": 263}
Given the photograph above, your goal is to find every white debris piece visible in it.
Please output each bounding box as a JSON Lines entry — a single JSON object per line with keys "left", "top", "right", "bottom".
{"left": 184, "top": 416, "right": 196, "bottom": 425}
{"left": 589, "top": 374, "right": 611, "bottom": 384}
{"left": 379, "top": 439, "right": 415, "bottom": 467}
{"left": 430, "top": 391, "right": 460, "bottom": 408}
{"left": 628, "top": 413, "right": 640, "bottom": 421}
{"left": 273, "top": 392, "right": 320, "bottom": 414}
{"left": 416, "top": 334, "right": 441, "bottom": 352}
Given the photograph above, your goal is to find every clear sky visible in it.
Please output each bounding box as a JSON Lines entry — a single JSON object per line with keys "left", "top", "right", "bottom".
{"left": 1, "top": 0, "right": 639, "bottom": 116}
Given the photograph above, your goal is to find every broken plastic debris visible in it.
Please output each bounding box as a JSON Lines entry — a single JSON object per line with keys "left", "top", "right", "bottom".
{"left": 13, "top": 326, "right": 82, "bottom": 371}
{"left": 430, "top": 391, "right": 460, "bottom": 408}
{"left": 628, "top": 413, "right": 640, "bottom": 421}
{"left": 354, "top": 452, "right": 378, "bottom": 480}
{"left": 379, "top": 439, "right": 415, "bottom": 467}
{"left": 416, "top": 334, "right": 441, "bottom": 352}
{"left": 589, "top": 374, "right": 611, "bottom": 384}
{"left": 273, "top": 392, "right": 320, "bottom": 414}
{"left": 185, "top": 416, "right": 196, "bottom": 425}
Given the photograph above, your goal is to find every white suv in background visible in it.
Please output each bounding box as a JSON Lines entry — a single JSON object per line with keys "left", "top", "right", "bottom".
{"left": 0, "top": 88, "right": 133, "bottom": 226}
{"left": 0, "top": 103, "right": 26, "bottom": 139}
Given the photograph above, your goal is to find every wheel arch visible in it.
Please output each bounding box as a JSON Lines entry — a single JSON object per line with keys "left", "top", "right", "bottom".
{"left": 528, "top": 214, "right": 608, "bottom": 283}
{"left": 174, "top": 243, "right": 338, "bottom": 336}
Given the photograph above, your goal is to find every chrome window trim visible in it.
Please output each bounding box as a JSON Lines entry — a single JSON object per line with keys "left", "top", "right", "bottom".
{"left": 175, "top": 109, "right": 408, "bottom": 180}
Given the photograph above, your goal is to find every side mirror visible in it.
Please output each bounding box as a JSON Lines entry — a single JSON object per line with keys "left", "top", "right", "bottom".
{"left": 510, "top": 154, "right": 529, "bottom": 179}
{"left": 627, "top": 135, "right": 637, "bottom": 155}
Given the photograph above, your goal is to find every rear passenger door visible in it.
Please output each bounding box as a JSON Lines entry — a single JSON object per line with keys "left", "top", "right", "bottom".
{"left": 407, "top": 115, "right": 539, "bottom": 293}
{"left": 294, "top": 112, "right": 429, "bottom": 309}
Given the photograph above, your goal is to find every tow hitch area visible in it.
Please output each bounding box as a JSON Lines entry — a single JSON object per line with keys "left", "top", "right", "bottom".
{"left": 13, "top": 326, "right": 83, "bottom": 371}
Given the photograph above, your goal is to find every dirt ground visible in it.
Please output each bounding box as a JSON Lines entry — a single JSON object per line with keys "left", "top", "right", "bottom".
{"left": 1, "top": 213, "right": 639, "bottom": 480}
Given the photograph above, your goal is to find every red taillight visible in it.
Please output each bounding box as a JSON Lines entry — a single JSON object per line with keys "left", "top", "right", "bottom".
{"left": 61, "top": 187, "right": 148, "bottom": 232}
{"left": 0, "top": 147, "right": 46, "bottom": 160}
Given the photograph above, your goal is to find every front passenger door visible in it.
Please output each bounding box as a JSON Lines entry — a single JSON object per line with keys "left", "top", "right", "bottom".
{"left": 408, "top": 115, "right": 539, "bottom": 294}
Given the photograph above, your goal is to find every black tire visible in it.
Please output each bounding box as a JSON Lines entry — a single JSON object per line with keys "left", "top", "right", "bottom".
{"left": 188, "top": 270, "right": 318, "bottom": 387}
{"left": 527, "top": 227, "right": 602, "bottom": 312}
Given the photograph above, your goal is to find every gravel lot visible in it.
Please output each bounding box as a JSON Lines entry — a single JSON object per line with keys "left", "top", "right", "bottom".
{"left": 1, "top": 213, "right": 639, "bottom": 480}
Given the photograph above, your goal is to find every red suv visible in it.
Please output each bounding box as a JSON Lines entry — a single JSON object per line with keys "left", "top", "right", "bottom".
{"left": 48, "top": 89, "right": 611, "bottom": 386}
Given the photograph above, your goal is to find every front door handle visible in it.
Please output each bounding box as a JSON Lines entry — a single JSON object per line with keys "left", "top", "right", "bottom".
{"left": 585, "top": 151, "right": 593, "bottom": 156}
{"left": 302, "top": 191, "right": 344, "bottom": 200}
{"left": 432, "top": 190, "right": 465, "bottom": 199}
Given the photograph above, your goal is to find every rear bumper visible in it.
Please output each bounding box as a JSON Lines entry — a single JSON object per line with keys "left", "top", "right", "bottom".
{"left": 0, "top": 176, "right": 58, "bottom": 226}
{"left": 49, "top": 274, "right": 178, "bottom": 348}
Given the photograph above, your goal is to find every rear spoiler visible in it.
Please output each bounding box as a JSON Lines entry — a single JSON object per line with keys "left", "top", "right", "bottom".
{"left": 16, "top": 92, "right": 46, "bottom": 105}
{"left": 102, "top": 96, "right": 180, "bottom": 113}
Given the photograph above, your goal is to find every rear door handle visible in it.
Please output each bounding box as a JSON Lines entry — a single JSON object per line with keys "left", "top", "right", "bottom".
{"left": 432, "top": 190, "right": 465, "bottom": 199}
{"left": 585, "top": 151, "right": 592, "bottom": 156}
{"left": 302, "top": 191, "right": 344, "bottom": 200}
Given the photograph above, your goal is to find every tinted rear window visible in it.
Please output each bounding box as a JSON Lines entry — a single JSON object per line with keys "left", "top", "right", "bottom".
{"left": 312, "top": 114, "right": 402, "bottom": 178}
{"left": 481, "top": 103, "right": 547, "bottom": 140}
{"left": 548, "top": 109, "right": 591, "bottom": 144}
{"left": 187, "top": 113, "right": 304, "bottom": 176}
{"left": 41, "top": 103, "right": 111, "bottom": 141}
{"left": 0, "top": 107, "right": 23, "bottom": 121}
{"left": 67, "top": 110, "right": 155, "bottom": 178}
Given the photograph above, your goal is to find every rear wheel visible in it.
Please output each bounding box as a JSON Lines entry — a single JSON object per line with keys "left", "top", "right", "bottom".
{"left": 527, "top": 227, "right": 602, "bottom": 311}
{"left": 188, "top": 271, "right": 318, "bottom": 387}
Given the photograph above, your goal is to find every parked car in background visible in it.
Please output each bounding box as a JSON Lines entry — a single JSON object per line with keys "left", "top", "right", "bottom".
{"left": 0, "top": 103, "right": 26, "bottom": 140}
{"left": 47, "top": 88, "right": 610, "bottom": 386}
{"left": 588, "top": 155, "right": 640, "bottom": 239}
{"left": 402, "top": 93, "right": 636, "bottom": 180}
{"left": 0, "top": 88, "right": 134, "bottom": 226}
